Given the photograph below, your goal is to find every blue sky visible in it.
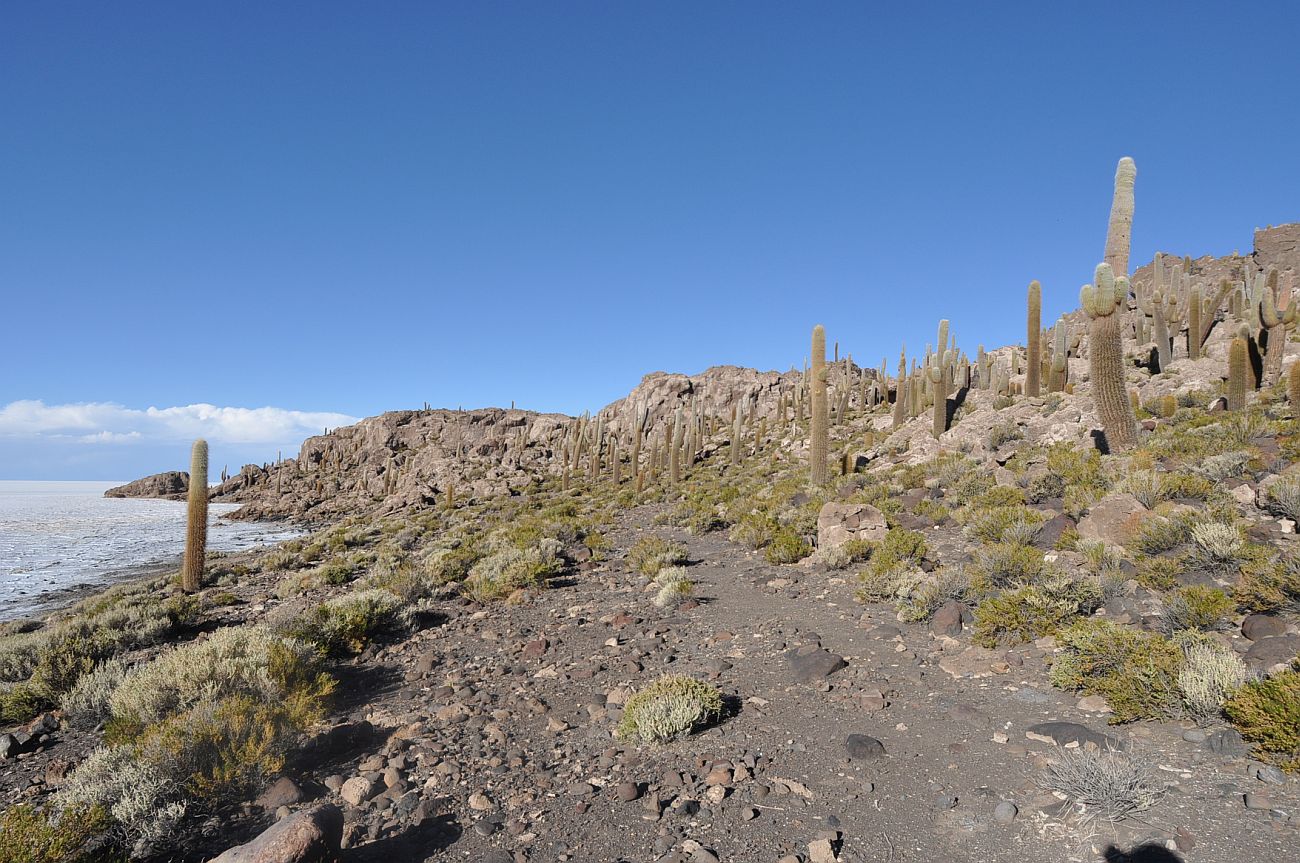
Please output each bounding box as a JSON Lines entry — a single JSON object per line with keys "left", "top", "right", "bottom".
{"left": 2, "top": 1, "right": 1298, "bottom": 479}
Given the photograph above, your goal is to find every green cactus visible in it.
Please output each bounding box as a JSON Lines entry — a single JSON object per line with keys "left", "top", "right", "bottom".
{"left": 1228, "top": 335, "right": 1249, "bottom": 411}
{"left": 1049, "top": 320, "right": 1069, "bottom": 392}
{"left": 1026, "top": 281, "right": 1042, "bottom": 397}
{"left": 730, "top": 404, "right": 743, "bottom": 467}
{"left": 1260, "top": 270, "right": 1295, "bottom": 386}
{"left": 1080, "top": 263, "right": 1139, "bottom": 451}
{"left": 891, "top": 348, "right": 908, "bottom": 429}
{"left": 810, "top": 325, "right": 829, "bottom": 485}
{"left": 181, "top": 439, "right": 209, "bottom": 593}
{"left": 1104, "top": 157, "right": 1136, "bottom": 278}
{"left": 928, "top": 320, "right": 951, "bottom": 438}
{"left": 1289, "top": 362, "right": 1300, "bottom": 410}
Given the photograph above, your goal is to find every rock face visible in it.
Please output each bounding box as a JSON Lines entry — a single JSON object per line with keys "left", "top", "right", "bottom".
{"left": 210, "top": 803, "right": 342, "bottom": 863}
{"left": 103, "top": 471, "right": 189, "bottom": 500}
{"left": 816, "top": 502, "right": 888, "bottom": 550}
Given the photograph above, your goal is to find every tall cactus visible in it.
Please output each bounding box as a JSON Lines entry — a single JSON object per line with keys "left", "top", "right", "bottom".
{"left": 1049, "top": 320, "right": 1069, "bottom": 392}
{"left": 810, "top": 325, "right": 829, "bottom": 485}
{"left": 181, "top": 439, "right": 209, "bottom": 593}
{"left": 1289, "top": 361, "right": 1300, "bottom": 409}
{"left": 1228, "top": 335, "right": 1249, "bottom": 411}
{"left": 1261, "top": 270, "right": 1296, "bottom": 386}
{"left": 928, "top": 320, "right": 951, "bottom": 438}
{"left": 1103, "top": 157, "right": 1137, "bottom": 278}
{"left": 1081, "top": 263, "right": 1139, "bottom": 451}
{"left": 1026, "top": 281, "right": 1042, "bottom": 396}
{"left": 891, "top": 348, "right": 907, "bottom": 429}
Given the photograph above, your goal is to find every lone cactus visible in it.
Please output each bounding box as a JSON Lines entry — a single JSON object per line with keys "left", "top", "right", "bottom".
{"left": 1260, "top": 270, "right": 1296, "bottom": 386}
{"left": 181, "top": 439, "right": 209, "bottom": 593}
{"left": 1026, "top": 281, "right": 1042, "bottom": 397}
{"left": 1081, "top": 263, "right": 1139, "bottom": 451}
{"left": 810, "top": 325, "right": 829, "bottom": 485}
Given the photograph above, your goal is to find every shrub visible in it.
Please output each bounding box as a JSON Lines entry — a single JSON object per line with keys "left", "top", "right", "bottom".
{"left": 1161, "top": 586, "right": 1233, "bottom": 634}
{"left": 764, "top": 528, "right": 811, "bottom": 564}
{"left": 1177, "top": 634, "right": 1247, "bottom": 723}
{"left": 897, "top": 567, "right": 972, "bottom": 623}
{"left": 1131, "top": 511, "right": 1197, "bottom": 555}
{"left": 1223, "top": 667, "right": 1300, "bottom": 772}
{"left": 988, "top": 420, "right": 1023, "bottom": 449}
{"left": 55, "top": 745, "right": 189, "bottom": 853}
{"left": 1123, "top": 470, "right": 1162, "bottom": 509}
{"left": 61, "top": 659, "right": 130, "bottom": 731}
{"left": 1264, "top": 475, "right": 1300, "bottom": 522}
{"left": 616, "top": 675, "right": 723, "bottom": 744}
{"left": 1160, "top": 472, "right": 1219, "bottom": 502}
{"left": 627, "top": 536, "right": 689, "bottom": 576}
{"left": 106, "top": 626, "right": 328, "bottom": 733}
{"left": 0, "top": 804, "right": 114, "bottom": 863}
{"left": 1027, "top": 472, "right": 1067, "bottom": 504}
{"left": 1193, "top": 451, "right": 1252, "bottom": 482}
{"left": 1040, "top": 749, "right": 1165, "bottom": 823}
{"left": 462, "top": 540, "right": 563, "bottom": 602}
{"left": 962, "top": 506, "right": 1042, "bottom": 545}
{"left": 1189, "top": 522, "right": 1245, "bottom": 572}
{"left": 815, "top": 543, "right": 853, "bottom": 570}
{"left": 1051, "top": 620, "right": 1183, "bottom": 723}
{"left": 1235, "top": 552, "right": 1300, "bottom": 614}
{"left": 652, "top": 567, "right": 694, "bottom": 608}
{"left": 969, "top": 543, "right": 1045, "bottom": 591}
{"left": 422, "top": 542, "right": 482, "bottom": 585}
{"left": 284, "top": 589, "right": 405, "bottom": 656}
{"left": 972, "top": 575, "right": 1102, "bottom": 647}
{"left": 1135, "top": 554, "right": 1182, "bottom": 591}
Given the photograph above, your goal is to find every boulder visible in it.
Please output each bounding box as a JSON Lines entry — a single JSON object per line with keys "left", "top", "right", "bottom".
{"left": 210, "top": 803, "right": 342, "bottom": 863}
{"left": 845, "top": 734, "right": 886, "bottom": 760}
{"left": 1241, "top": 614, "right": 1288, "bottom": 641}
{"left": 816, "top": 502, "right": 887, "bottom": 550}
{"left": 1025, "top": 721, "right": 1121, "bottom": 751}
{"left": 931, "top": 601, "right": 972, "bottom": 637}
{"left": 1076, "top": 493, "right": 1147, "bottom": 549}
{"left": 1244, "top": 634, "right": 1300, "bottom": 671}
{"left": 257, "top": 777, "right": 307, "bottom": 810}
{"left": 103, "top": 471, "right": 189, "bottom": 500}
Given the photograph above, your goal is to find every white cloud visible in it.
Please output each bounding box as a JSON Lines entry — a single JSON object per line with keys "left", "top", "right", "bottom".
{"left": 0, "top": 400, "right": 359, "bottom": 446}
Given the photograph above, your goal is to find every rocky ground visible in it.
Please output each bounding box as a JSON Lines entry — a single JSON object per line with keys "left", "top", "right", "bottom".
{"left": 8, "top": 498, "right": 1293, "bottom": 863}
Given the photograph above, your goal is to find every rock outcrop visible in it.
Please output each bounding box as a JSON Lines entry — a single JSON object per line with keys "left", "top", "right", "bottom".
{"left": 103, "top": 471, "right": 189, "bottom": 500}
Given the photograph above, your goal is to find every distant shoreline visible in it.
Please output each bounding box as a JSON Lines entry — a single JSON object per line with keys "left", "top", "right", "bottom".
{"left": 3, "top": 559, "right": 180, "bottom": 624}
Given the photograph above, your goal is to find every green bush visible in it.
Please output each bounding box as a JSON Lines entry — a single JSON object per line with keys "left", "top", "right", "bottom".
{"left": 616, "top": 675, "right": 723, "bottom": 744}
{"left": 764, "top": 528, "right": 811, "bottom": 564}
{"left": 1162, "top": 586, "right": 1233, "bottom": 633}
{"left": 1235, "top": 551, "right": 1300, "bottom": 614}
{"left": 1050, "top": 619, "right": 1183, "bottom": 723}
{"left": 461, "top": 540, "right": 563, "bottom": 602}
{"left": 1177, "top": 633, "right": 1247, "bottom": 723}
{"left": 969, "top": 542, "right": 1045, "bottom": 591}
{"left": 972, "top": 575, "right": 1101, "bottom": 647}
{"left": 284, "top": 589, "right": 406, "bottom": 656}
{"left": 1223, "top": 667, "right": 1300, "bottom": 772}
{"left": 627, "top": 536, "right": 689, "bottom": 576}
{"left": 0, "top": 804, "right": 116, "bottom": 863}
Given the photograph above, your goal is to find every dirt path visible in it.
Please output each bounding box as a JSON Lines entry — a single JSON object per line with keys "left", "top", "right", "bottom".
{"left": 269, "top": 504, "right": 1297, "bottom": 863}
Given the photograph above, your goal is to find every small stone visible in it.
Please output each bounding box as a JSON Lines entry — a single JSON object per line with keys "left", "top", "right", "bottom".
{"left": 468, "top": 791, "right": 494, "bottom": 811}
{"left": 931, "top": 601, "right": 968, "bottom": 637}
{"left": 808, "top": 838, "right": 838, "bottom": 863}
{"left": 1241, "top": 614, "right": 1288, "bottom": 641}
{"left": 1182, "top": 729, "right": 1208, "bottom": 743}
{"left": 567, "top": 781, "right": 595, "bottom": 798}
{"left": 339, "top": 777, "right": 376, "bottom": 807}
{"left": 742, "top": 806, "right": 759, "bottom": 821}
{"left": 845, "top": 734, "right": 886, "bottom": 760}
{"left": 1254, "top": 765, "right": 1287, "bottom": 786}
{"left": 615, "top": 781, "right": 641, "bottom": 802}
{"left": 1076, "top": 695, "right": 1111, "bottom": 714}
{"left": 1205, "top": 728, "right": 1248, "bottom": 757}
{"left": 1244, "top": 792, "right": 1273, "bottom": 810}
{"left": 993, "top": 801, "right": 1018, "bottom": 825}
{"left": 257, "top": 777, "right": 306, "bottom": 810}
{"left": 933, "top": 793, "right": 958, "bottom": 811}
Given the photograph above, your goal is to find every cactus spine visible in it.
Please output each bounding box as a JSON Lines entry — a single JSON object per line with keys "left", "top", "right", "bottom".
{"left": 1026, "top": 281, "right": 1042, "bottom": 397}
{"left": 1103, "top": 157, "right": 1136, "bottom": 279}
{"left": 1228, "top": 335, "right": 1249, "bottom": 411}
{"left": 1081, "top": 263, "right": 1139, "bottom": 451}
{"left": 810, "top": 325, "right": 829, "bottom": 486}
{"left": 180, "top": 439, "right": 208, "bottom": 593}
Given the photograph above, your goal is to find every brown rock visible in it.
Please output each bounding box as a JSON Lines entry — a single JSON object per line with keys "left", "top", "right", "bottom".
{"left": 817, "top": 502, "right": 888, "bottom": 550}
{"left": 1076, "top": 493, "right": 1147, "bottom": 549}
{"left": 103, "top": 471, "right": 189, "bottom": 500}
{"left": 210, "top": 803, "right": 343, "bottom": 863}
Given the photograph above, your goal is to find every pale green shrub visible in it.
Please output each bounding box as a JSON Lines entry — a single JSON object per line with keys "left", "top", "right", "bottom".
{"left": 1177, "top": 634, "right": 1248, "bottom": 722}
{"left": 61, "top": 658, "right": 130, "bottom": 730}
{"left": 1190, "top": 522, "right": 1245, "bottom": 572}
{"left": 617, "top": 675, "right": 723, "bottom": 743}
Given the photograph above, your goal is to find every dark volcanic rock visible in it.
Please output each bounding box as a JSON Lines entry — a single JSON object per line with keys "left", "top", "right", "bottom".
{"left": 103, "top": 471, "right": 189, "bottom": 500}
{"left": 785, "top": 646, "right": 848, "bottom": 682}
{"left": 210, "top": 803, "right": 343, "bottom": 863}
{"left": 845, "top": 734, "right": 886, "bottom": 760}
